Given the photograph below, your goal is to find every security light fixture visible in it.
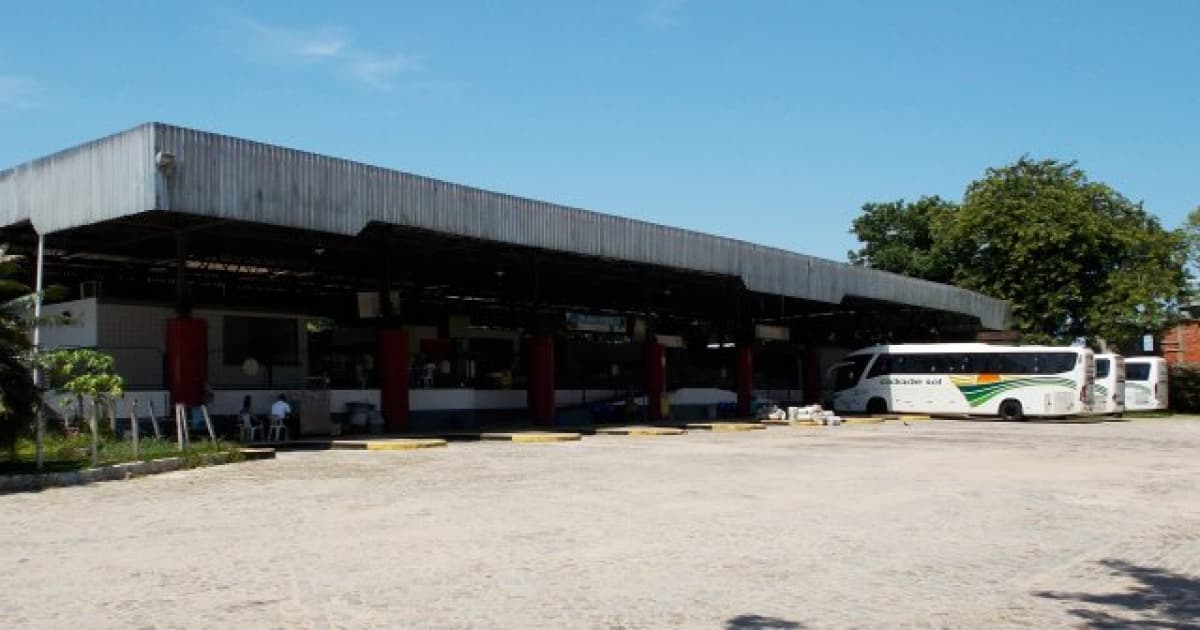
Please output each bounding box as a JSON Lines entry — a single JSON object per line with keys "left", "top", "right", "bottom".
{"left": 154, "top": 151, "right": 176, "bottom": 175}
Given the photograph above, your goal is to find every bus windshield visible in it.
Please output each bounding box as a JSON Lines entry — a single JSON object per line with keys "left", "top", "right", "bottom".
{"left": 833, "top": 355, "right": 872, "bottom": 391}
{"left": 1096, "top": 359, "right": 1110, "bottom": 379}
{"left": 1126, "top": 363, "right": 1151, "bottom": 381}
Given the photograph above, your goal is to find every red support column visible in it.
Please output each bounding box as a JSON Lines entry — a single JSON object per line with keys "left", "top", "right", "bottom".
{"left": 166, "top": 317, "right": 207, "bottom": 408}
{"left": 378, "top": 328, "right": 411, "bottom": 432}
{"left": 645, "top": 342, "right": 666, "bottom": 421}
{"left": 528, "top": 335, "right": 555, "bottom": 426}
{"left": 803, "top": 348, "right": 822, "bottom": 406}
{"left": 735, "top": 344, "right": 754, "bottom": 417}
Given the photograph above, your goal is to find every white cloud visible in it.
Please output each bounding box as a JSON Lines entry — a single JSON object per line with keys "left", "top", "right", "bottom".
{"left": 241, "top": 18, "right": 348, "bottom": 63}
{"left": 641, "top": 0, "right": 687, "bottom": 28}
{"left": 237, "top": 17, "right": 417, "bottom": 89}
{"left": 347, "top": 53, "right": 420, "bottom": 90}
{"left": 0, "top": 76, "right": 40, "bottom": 113}
{"left": 297, "top": 37, "right": 347, "bottom": 59}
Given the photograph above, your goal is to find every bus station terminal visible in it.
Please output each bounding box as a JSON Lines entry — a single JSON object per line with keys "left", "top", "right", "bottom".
{"left": 0, "top": 123, "right": 1012, "bottom": 435}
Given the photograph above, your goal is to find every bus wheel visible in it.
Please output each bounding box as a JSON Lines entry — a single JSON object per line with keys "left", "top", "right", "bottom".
{"left": 999, "top": 399, "right": 1024, "bottom": 422}
{"left": 866, "top": 398, "right": 888, "bottom": 415}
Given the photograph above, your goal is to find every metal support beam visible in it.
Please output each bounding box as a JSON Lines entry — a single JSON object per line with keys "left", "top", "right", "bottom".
{"left": 175, "top": 231, "right": 191, "bottom": 316}
{"left": 32, "top": 233, "right": 44, "bottom": 471}
{"left": 378, "top": 232, "right": 395, "bottom": 320}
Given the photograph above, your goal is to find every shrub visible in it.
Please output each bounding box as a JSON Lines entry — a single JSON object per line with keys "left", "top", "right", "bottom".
{"left": 1168, "top": 364, "right": 1200, "bottom": 413}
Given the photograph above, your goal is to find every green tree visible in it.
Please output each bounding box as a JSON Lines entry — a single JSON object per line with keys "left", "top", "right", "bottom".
{"left": 1180, "top": 206, "right": 1200, "bottom": 294}
{"left": 847, "top": 196, "right": 957, "bottom": 283}
{"left": 847, "top": 158, "right": 1188, "bottom": 347}
{"left": 43, "top": 348, "right": 124, "bottom": 467}
{"left": 43, "top": 348, "right": 124, "bottom": 429}
{"left": 945, "top": 158, "right": 1186, "bottom": 346}
{"left": 0, "top": 246, "right": 38, "bottom": 455}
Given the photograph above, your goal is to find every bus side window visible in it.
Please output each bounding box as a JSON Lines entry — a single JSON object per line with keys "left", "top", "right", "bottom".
{"left": 1021, "top": 355, "right": 1037, "bottom": 374}
{"left": 1048, "top": 353, "right": 1076, "bottom": 373}
{"left": 1001, "top": 353, "right": 1033, "bottom": 374}
{"left": 904, "top": 355, "right": 927, "bottom": 373}
{"left": 940, "top": 354, "right": 955, "bottom": 373}
{"left": 936, "top": 354, "right": 950, "bottom": 373}
{"left": 921, "top": 355, "right": 940, "bottom": 374}
{"left": 949, "top": 355, "right": 969, "bottom": 373}
{"left": 967, "top": 354, "right": 994, "bottom": 373}
{"left": 867, "top": 354, "right": 891, "bottom": 378}
{"left": 994, "top": 354, "right": 1007, "bottom": 373}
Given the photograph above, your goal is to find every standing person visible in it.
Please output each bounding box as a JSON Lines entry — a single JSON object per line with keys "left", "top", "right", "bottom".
{"left": 422, "top": 357, "right": 436, "bottom": 388}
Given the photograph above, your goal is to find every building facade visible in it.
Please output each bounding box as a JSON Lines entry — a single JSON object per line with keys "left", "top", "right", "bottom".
{"left": 2, "top": 123, "right": 1012, "bottom": 433}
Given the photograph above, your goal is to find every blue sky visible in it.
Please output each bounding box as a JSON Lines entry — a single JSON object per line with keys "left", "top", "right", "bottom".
{"left": 1, "top": 1, "right": 1197, "bottom": 261}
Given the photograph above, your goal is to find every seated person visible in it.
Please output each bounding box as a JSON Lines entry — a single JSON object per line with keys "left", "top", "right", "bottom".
{"left": 239, "top": 395, "right": 260, "bottom": 423}
{"left": 270, "top": 394, "right": 292, "bottom": 423}
{"left": 266, "top": 394, "right": 293, "bottom": 439}
{"left": 238, "top": 395, "right": 263, "bottom": 439}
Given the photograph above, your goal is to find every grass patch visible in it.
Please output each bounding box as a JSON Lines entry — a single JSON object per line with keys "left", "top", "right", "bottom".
{"left": 1120, "top": 411, "right": 1176, "bottom": 420}
{"left": 0, "top": 434, "right": 244, "bottom": 475}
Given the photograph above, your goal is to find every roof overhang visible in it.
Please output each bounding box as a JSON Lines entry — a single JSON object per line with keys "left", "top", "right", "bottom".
{"left": 0, "top": 122, "right": 1011, "bottom": 329}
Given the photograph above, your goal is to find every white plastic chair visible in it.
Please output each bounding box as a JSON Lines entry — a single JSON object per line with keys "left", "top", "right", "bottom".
{"left": 239, "top": 413, "right": 262, "bottom": 442}
{"left": 268, "top": 415, "right": 289, "bottom": 442}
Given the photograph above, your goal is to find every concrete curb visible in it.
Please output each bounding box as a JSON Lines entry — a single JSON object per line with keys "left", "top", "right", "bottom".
{"left": 595, "top": 426, "right": 686, "bottom": 436}
{"left": 685, "top": 422, "right": 768, "bottom": 432}
{"left": 331, "top": 439, "right": 448, "bottom": 451}
{"left": 510, "top": 432, "right": 582, "bottom": 443}
{"left": 0, "top": 451, "right": 248, "bottom": 494}
{"left": 239, "top": 447, "right": 278, "bottom": 460}
{"left": 842, "top": 417, "right": 886, "bottom": 425}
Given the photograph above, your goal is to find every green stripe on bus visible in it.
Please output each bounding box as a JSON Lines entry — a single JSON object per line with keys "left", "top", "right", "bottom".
{"left": 955, "top": 377, "right": 1076, "bottom": 407}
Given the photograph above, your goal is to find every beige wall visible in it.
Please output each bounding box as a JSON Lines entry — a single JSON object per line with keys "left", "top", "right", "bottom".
{"left": 39, "top": 298, "right": 99, "bottom": 348}
{"left": 197, "top": 308, "right": 309, "bottom": 388}
{"left": 43, "top": 300, "right": 312, "bottom": 389}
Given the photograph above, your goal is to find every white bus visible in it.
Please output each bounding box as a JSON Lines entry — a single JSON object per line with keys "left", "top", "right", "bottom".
{"left": 1123, "top": 356, "right": 1168, "bottom": 412}
{"left": 1092, "top": 353, "right": 1125, "bottom": 415}
{"left": 829, "top": 343, "right": 1094, "bottom": 420}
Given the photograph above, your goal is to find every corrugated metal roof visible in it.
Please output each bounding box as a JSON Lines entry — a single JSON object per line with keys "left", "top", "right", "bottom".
{"left": 0, "top": 124, "right": 156, "bottom": 232}
{"left": 0, "top": 122, "right": 1011, "bottom": 329}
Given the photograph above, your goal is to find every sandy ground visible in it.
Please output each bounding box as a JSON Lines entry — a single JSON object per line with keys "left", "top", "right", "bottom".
{"left": 2, "top": 418, "right": 1200, "bottom": 629}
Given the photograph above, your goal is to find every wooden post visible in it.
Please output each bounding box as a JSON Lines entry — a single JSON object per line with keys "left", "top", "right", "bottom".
{"left": 174, "top": 403, "right": 186, "bottom": 451}
{"left": 35, "top": 400, "right": 44, "bottom": 468}
{"left": 147, "top": 400, "right": 162, "bottom": 439}
{"left": 34, "top": 403, "right": 45, "bottom": 471}
{"left": 130, "top": 399, "right": 140, "bottom": 459}
{"left": 89, "top": 398, "right": 99, "bottom": 468}
{"left": 201, "top": 404, "right": 216, "bottom": 443}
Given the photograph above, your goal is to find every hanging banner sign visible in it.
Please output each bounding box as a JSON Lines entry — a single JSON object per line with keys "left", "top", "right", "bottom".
{"left": 565, "top": 311, "right": 626, "bottom": 333}
{"left": 755, "top": 324, "right": 790, "bottom": 341}
{"left": 656, "top": 334, "right": 685, "bottom": 349}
